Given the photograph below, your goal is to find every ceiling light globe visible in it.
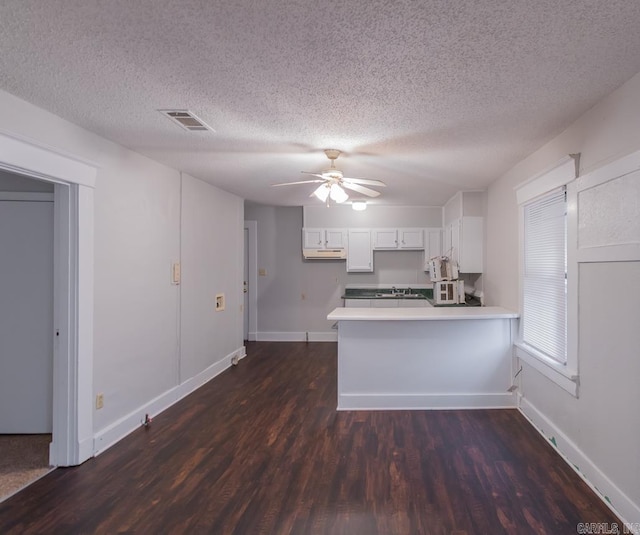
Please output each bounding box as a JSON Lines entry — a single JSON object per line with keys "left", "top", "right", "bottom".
{"left": 313, "top": 184, "right": 330, "bottom": 202}
{"left": 330, "top": 183, "right": 349, "bottom": 203}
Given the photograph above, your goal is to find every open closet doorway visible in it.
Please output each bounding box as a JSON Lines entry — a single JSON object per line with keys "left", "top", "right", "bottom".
{"left": 0, "top": 131, "right": 96, "bottom": 469}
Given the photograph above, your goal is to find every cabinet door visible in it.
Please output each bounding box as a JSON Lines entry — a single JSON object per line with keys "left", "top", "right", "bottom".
{"left": 400, "top": 299, "right": 431, "bottom": 308}
{"left": 346, "top": 229, "right": 373, "bottom": 272}
{"left": 423, "top": 228, "right": 442, "bottom": 271}
{"left": 303, "top": 228, "right": 324, "bottom": 249}
{"left": 450, "top": 219, "right": 460, "bottom": 266}
{"left": 372, "top": 229, "right": 398, "bottom": 249}
{"left": 325, "top": 229, "right": 346, "bottom": 249}
{"left": 399, "top": 228, "right": 424, "bottom": 249}
{"left": 443, "top": 223, "right": 452, "bottom": 259}
{"left": 344, "top": 299, "right": 371, "bottom": 308}
{"left": 459, "top": 216, "right": 483, "bottom": 273}
{"left": 371, "top": 299, "right": 399, "bottom": 308}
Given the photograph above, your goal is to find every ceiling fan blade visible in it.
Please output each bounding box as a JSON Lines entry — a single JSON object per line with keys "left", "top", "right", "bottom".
{"left": 341, "top": 182, "right": 381, "bottom": 197}
{"left": 301, "top": 172, "right": 326, "bottom": 178}
{"left": 271, "top": 179, "right": 325, "bottom": 186}
{"left": 342, "top": 177, "right": 386, "bottom": 187}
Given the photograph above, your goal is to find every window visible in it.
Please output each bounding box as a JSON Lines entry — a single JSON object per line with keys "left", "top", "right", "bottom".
{"left": 522, "top": 187, "right": 567, "bottom": 363}
{"left": 515, "top": 155, "right": 578, "bottom": 396}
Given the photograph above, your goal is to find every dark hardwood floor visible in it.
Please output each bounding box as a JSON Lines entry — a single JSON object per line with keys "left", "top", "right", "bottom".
{"left": 0, "top": 342, "right": 619, "bottom": 534}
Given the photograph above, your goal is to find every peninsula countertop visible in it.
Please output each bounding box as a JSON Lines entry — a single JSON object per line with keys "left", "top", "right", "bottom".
{"left": 327, "top": 306, "right": 518, "bottom": 321}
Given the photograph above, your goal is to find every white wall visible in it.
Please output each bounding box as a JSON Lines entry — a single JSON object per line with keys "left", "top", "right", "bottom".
{"left": 0, "top": 89, "right": 244, "bottom": 451}
{"left": 180, "top": 174, "right": 244, "bottom": 380}
{"left": 485, "top": 71, "right": 640, "bottom": 523}
{"left": 245, "top": 203, "right": 436, "bottom": 337}
{"left": 304, "top": 204, "right": 442, "bottom": 228}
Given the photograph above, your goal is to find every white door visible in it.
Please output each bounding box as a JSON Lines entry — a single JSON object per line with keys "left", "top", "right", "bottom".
{"left": 243, "top": 228, "right": 249, "bottom": 340}
{"left": 0, "top": 200, "right": 54, "bottom": 433}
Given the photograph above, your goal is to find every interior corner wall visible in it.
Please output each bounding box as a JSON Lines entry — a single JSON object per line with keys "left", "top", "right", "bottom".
{"left": 485, "top": 70, "right": 640, "bottom": 522}
{"left": 0, "top": 89, "right": 244, "bottom": 453}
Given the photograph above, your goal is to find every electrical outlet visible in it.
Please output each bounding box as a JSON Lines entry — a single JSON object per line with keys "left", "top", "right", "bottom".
{"left": 96, "top": 393, "right": 104, "bottom": 410}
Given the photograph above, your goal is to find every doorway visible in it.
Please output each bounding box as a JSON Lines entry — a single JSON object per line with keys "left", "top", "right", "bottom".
{"left": 0, "top": 131, "right": 96, "bottom": 468}
{"left": 243, "top": 221, "right": 257, "bottom": 341}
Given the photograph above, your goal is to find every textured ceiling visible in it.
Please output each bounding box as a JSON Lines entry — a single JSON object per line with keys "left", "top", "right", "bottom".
{"left": 1, "top": 0, "right": 640, "bottom": 206}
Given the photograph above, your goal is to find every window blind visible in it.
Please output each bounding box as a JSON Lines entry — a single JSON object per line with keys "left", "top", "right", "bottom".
{"left": 522, "top": 187, "right": 567, "bottom": 364}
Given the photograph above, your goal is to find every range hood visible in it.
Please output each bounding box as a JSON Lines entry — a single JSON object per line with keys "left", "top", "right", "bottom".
{"left": 303, "top": 248, "right": 347, "bottom": 259}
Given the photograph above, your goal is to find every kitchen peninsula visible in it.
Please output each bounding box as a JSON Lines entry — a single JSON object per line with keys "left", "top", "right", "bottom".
{"left": 327, "top": 306, "right": 519, "bottom": 410}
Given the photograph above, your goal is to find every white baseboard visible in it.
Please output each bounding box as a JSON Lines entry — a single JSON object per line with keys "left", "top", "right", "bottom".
{"left": 338, "top": 392, "right": 516, "bottom": 410}
{"left": 256, "top": 331, "right": 338, "bottom": 342}
{"left": 93, "top": 346, "right": 244, "bottom": 456}
{"left": 520, "top": 396, "right": 640, "bottom": 531}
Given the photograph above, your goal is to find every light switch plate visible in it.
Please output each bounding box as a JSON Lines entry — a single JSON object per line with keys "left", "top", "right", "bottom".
{"left": 172, "top": 262, "right": 181, "bottom": 284}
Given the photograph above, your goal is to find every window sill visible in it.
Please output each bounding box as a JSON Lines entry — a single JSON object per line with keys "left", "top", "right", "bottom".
{"left": 514, "top": 342, "right": 579, "bottom": 397}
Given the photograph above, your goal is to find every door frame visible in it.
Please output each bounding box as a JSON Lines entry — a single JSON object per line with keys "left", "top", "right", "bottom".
{"left": 244, "top": 220, "right": 257, "bottom": 341}
{"left": 0, "top": 129, "right": 96, "bottom": 466}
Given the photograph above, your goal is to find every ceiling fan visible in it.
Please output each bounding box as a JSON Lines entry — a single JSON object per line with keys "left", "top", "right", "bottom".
{"left": 272, "top": 149, "right": 386, "bottom": 204}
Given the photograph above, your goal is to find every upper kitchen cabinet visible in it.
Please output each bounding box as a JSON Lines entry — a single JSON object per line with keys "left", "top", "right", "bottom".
{"left": 372, "top": 228, "right": 424, "bottom": 250}
{"left": 443, "top": 191, "right": 485, "bottom": 273}
{"left": 302, "top": 228, "right": 347, "bottom": 249}
{"left": 346, "top": 229, "right": 373, "bottom": 272}
{"left": 422, "top": 228, "right": 443, "bottom": 271}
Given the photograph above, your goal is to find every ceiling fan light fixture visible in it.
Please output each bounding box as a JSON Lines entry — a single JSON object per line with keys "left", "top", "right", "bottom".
{"left": 313, "top": 184, "right": 330, "bottom": 202}
{"left": 352, "top": 200, "right": 367, "bottom": 211}
{"left": 330, "top": 183, "right": 349, "bottom": 203}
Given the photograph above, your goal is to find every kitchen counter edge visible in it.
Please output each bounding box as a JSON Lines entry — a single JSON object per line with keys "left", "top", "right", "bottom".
{"left": 327, "top": 306, "right": 519, "bottom": 321}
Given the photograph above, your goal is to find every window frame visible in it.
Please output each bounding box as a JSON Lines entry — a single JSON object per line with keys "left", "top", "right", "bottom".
{"left": 515, "top": 155, "right": 579, "bottom": 397}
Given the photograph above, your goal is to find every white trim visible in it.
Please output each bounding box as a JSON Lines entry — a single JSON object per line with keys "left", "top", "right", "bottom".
{"left": 256, "top": 331, "right": 338, "bottom": 342}
{"left": 244, "top": 221, "right": 258, "bottom": 341}
{"left": 94, "top": 346, "right": 244, "bottom": 455}
{"left": 0, "top": 130, "right": 97, "bottom": 188}
{"left": 516, "top": 155, "right": 579, "bottom": 397}
{"left": 515, "top": 155, "right": 579, "bottom": 204}
{"left": 519, "top": 397, "right": 640, "bottom": 531}
{"left": 577, "top": 243, "right": 640, "bottom": 263}
{"left": 515, "top": 343, "right": 578, "bottom": 396}
{"left": 337, "top": 393, "right": 516, "bottom": 410}
{"left": 577, "top": 148, "right": 640, "bottom": 192}
{"left": 0, "top": 133, "right": 96, "bottom": 467}
{"left": 576, "top": 151, "right": 640, "bottom": 263}
{"left": 0, "top": 192, "right": 54, "bottom": 202}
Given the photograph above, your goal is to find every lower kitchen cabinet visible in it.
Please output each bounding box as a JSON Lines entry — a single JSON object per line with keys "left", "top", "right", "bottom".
{"left": 371, "top": 299, "right": 400, "bottom": 308}
{"left": 344, "top": 299, "right": 371, "bottom": 307}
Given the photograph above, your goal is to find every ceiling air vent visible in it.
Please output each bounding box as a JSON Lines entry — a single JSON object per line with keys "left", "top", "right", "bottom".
{"left": 158, "top": 109, "right": 214, "bottom": 132}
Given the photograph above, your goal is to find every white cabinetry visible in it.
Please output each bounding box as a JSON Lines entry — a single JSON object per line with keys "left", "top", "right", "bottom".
{"left": 422, "top": 228, "right": 443, "bottom": 271}
{"left": 346, "top": 229, "right": 373, "bottom": 272}
{"left": 369, "top": 299, "right": 431, "bottom": 308}
{"left": 372, "top": 228, "right": 424, "bottom": 250}
{"left": 399, "top": 228, "right": 424, "bottom": 249}
{"left": 442, "top": 191, "right": 485, "bottom": 273}
{"left": 303, "top": 228, "right": 346, "bottom": 249}
{"left": 344, "top": 299, "right": 371, "bottom": 307}
{"left": 372, "top": 228, "right": 398, "bottom": 249}
{"left": 447, "top": 216, "right": 483, "bottom": 273}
